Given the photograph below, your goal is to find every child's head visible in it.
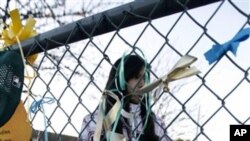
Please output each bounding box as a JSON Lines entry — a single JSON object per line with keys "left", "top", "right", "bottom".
{"left": 105, "top": 54, "right": 149, "bottom": 103}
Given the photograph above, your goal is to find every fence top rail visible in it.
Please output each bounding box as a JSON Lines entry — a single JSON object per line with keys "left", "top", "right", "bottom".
{"left": 10, "top": 0, "right": 221, "bottom": 56}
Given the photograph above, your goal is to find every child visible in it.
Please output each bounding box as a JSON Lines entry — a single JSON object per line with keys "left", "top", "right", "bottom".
{"left": 80, "top": 54, "right": 171, "bottom": 141}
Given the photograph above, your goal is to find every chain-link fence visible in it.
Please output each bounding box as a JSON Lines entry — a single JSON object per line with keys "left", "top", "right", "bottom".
{"left": 9, "top": 0, "right": 250, "bottom": 140}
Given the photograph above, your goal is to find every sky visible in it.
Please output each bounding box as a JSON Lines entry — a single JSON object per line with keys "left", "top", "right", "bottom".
{"left": 1, "top": 0, "right": 249, "bottom": 141}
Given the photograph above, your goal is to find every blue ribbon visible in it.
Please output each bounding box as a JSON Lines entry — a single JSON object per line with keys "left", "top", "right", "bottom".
{"left": 30, "top": 97, "right": 55, "bottom": 141}
{"left": 204, "top": 28, "right": 250, "bottom": 64}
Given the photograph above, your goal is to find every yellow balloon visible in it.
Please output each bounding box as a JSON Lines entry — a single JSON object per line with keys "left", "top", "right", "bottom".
{"left": 0, "top": 102, "right": 32, "bottom": 141}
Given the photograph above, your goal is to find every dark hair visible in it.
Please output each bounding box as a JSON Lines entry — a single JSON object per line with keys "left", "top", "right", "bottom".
{"left": 104, "top": 54, "right": 159, "bottom": 141}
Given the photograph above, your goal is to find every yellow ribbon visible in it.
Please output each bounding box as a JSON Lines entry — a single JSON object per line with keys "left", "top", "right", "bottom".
{"left": 94, "top": 90, "right": 126, "bottom": 141}
{"left": 0, "top": 9, "right": 38, "bottom": 65}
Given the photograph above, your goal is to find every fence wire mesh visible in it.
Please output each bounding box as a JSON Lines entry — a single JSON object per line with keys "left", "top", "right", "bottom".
{"left": 6, "top": 0, "right": 250, "bottom": 140}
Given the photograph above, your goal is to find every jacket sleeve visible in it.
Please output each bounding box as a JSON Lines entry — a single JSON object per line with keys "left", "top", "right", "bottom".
{"left": 80, "top": 113, "right": 97, "bottom": 141}
{"left": 154, "top": 116, "right": 172, "bottom": 141}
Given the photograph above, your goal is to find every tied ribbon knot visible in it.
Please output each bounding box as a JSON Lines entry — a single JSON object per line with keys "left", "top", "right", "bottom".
{"left": 30, "top": 97, "right": 55, "bottom": 141}
{"left": 0, "top": 9, "right": 38, "bottom": 64}
{"left": 204, "top": 28, "right": 250, "bottom": 64}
